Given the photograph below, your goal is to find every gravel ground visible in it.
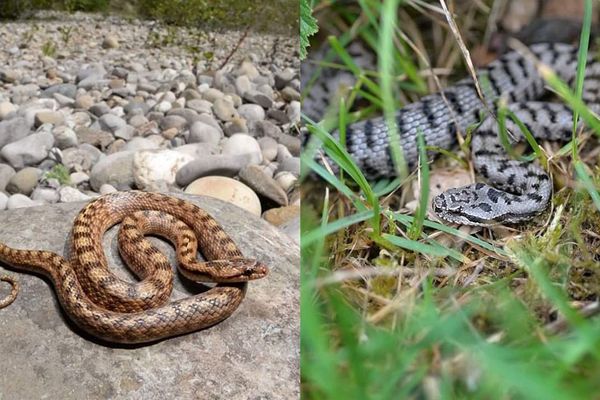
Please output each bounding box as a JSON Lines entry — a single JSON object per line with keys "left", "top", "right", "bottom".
{"left": 0, "top": 11, "right": 300, "bottom": 240}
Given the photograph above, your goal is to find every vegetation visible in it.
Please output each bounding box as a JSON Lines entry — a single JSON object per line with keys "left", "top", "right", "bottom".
{"left": 302, "top": 0, "right": 600, "bottom": 399}
{"left": 41, "top": 39, "right": 56, "bottom": 57}
{"left": 0, "top": 0, "right": 109, "bottom": 18}
{"left": 0, "top": 0, "right": 297, "bottom": 34}
{"left": 44, "top": 164, "right": 71, "bottom": 185}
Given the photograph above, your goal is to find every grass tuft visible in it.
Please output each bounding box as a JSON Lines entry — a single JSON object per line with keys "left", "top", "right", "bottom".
{"left": 301, "top": 1, "right": 600, "bottom": 399}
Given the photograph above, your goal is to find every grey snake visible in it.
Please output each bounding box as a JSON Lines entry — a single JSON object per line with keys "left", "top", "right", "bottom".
{"left": 304, "top": 42, "right": 599, "bottom": 225}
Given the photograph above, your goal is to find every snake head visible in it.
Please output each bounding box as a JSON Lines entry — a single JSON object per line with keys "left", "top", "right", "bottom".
{"left": 217, "top": 258, "right": 269, "bottom": 282}
{"left": 432, "top": 184, "right": 498, "bottom": 226}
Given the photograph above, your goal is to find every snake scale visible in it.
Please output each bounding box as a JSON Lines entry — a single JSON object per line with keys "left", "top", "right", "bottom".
{"left": 0, "top": 191, "right": 268, "bottom": 344}
{"left": 304, "top": 42, "right": 600, "bottom": 225}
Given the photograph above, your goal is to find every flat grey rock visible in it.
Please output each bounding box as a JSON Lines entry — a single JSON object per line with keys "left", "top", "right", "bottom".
{"left": 0, "top": 193, "right": 299, "bottom": 399}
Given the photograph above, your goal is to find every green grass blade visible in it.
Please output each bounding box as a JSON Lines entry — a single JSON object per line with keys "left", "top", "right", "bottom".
{"left": 382, "top": 233, "right": 468, "bottom": 262}
{"left": 574, "top": 161, "right": 600, "bottom": 212}
{"left": 540, "top": 66, "right": 600, "bottom": 136}
{"left": 302, "top": 210, "right": 375, "bottom": 248}
{"left": 572, "top": 0, "right": 593, "bottom": 159}
{"left": 389, "top": 212, "right": 507, "bottom": 256}
{"left": 408, "top": 130, "right": 429, "bottom": 239}
{"left": 378, "top": 0, "right": 408, "bottom": 180}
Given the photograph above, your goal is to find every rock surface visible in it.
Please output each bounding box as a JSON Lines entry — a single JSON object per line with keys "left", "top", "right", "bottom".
{"left": 0, "top": 193, "right": 299, "bottom": 399}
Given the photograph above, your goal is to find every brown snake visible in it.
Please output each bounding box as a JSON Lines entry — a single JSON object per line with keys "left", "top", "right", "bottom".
{"left": 0, "top": 191, "right": 268, "bottom": 344}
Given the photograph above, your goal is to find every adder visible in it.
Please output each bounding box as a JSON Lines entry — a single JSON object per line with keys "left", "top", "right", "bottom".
{"left": 303, "top": 41, "right": 599, "bottom": 226}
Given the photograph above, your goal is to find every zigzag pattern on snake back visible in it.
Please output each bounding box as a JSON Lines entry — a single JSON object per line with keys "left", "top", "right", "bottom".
{"left": 0, "top": 191, "right": 268, "bottom": 344}
{"left": 305, "top": 42, "right": 600, "bottom": 225}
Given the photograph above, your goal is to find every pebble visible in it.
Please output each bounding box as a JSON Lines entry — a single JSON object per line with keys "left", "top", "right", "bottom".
{"left": 99, "top": 183, "right": 117, "bottom": 195}
{"left": 124, "top": 100, "right": 149, "bottom": 116}
{"left": 277, "top": 144, "right": 293, "bottom": 162}
{"left": 186, "top": 99, "right": 213, "bottom": 114}
{"left": 274, "top": 171, "right": 297, "bottom": 192}
{"left": 62, "top": 144, "right": 103, "bottom": 171}
{"left": 176, "top": 154, "right": 254, "bottom": 186}
{"left": 7, "top": 193, "right": 42, "bottom": 209}
{"left": 52, "top": 94, "right": 74, "bottom": 108}
{"left": 167, "top": 108, "right": 201, "bottom": 125}
{"left": 0, "top": 69, "right": 20, "bottom": 83}
{"left": 160, "top": 115, "right": 188, "bottom": 131}
{"left": 258, "top": 137, "right": 278, "bottom": 162}
{"left": 222, "top": 134, "right": 262, "bottom": 165}
{"left": 188, "top": 121, "right": 222, "bottom": 145}
{"left": 0, "top": 12, "right": 299, "bottom": 235}
{"left": 185, "top": 176, "right": 262, "bottom": 216}
{"left": 31, "top": 186, "right": 60, "bottom": 203}
{"left": 278, "top": 156, "right": 300, "bottom": 177}
{"left": 53, "top": 126, "right": 79, "bottom": 149}
{"left": 65, "top": 170, "right": 87, "bottom": 185}
{"left": 34, "top": 110, "right": 65, "bottom": 127}
{"left": 236, "top": 60, "right": 260, "bottom": 80}
{"left": 262, "top": 205, "right": 300, "bottom": 226}
{"left": 74, "top": 94, "right": 94, "bottom": 109}
{"left": 123, "top": 136, "right": 160, "bottom": 152}
{"left": 174, "top": 143, "right": 218, "bottom": 159}
{"left": 133, "top": 149, "right": 194, "bottom": 191}
{"left": 128, "top": 114, "right": 148, "bottom": 128}
{"left": 274, "top": 69, "right": 296, "bottom": 90}
{"left": 287, "top": 101, "right": 301, "bottom": 124}
{"left": 277, "top": 134, "right": 301, "bottom": 156}
{"left": 202, "top": 88, "right": 225, "bottom": 103}
{"left": 102, "top": 34, "right": 120, "bottom": 49}
{"left": 243, "top": 90, "right": 273, "bottom": 109}
{"left": 89, "top": 102, "right": 111, "bottom": 117}
{"left": 196, "top": 114, "right": 221, "bottom": 131}
{"left": 1, "top": 132, "right": 55, "bottom": 169}
{"left": 223, "top": 118, "right": 248, "bottom": 136}
{"left": 280, "top": 86, "right": 301, "bottom": 102}
{"left": 252, "top": 120, "right": 281, "bottom": 140}
{"left": 235, "top": 75, "right": 252, "bottom": 96}
{"left": 99, "top": 114, "right": 127, "bottom": 133}
{"left": 77, "top": 63, "right": 106, "bottom": 84}
{"left": 41, "top": 83, "right": 77, "bottom": 99}
{"left": 114, "top": 125, "right": 135, "bottom": 141}
{"left": 212, "top": 98, "right": 238, "bottom": 122}
{"left": 237, "top": 104, "right": 265, "bottom": 122}
{"left": 89, "top": 151, "right": 135, "bottom": 191}
{"left": 6, "top": 167, "right": 41, "bottom": 195}
{"left": 0, "top": 101, "right": 17, "bottom": 120}
{"left": 239, "top": 165, "right": 288, "bottom": 206}
{"left": 0, "top": 164, "right": 16, "bottom": 192}
{"left": 59, "top": 186, "right": 92, "bottom": 202}
{"left": 0, "top": 117, "right": 30, "bottom": 148}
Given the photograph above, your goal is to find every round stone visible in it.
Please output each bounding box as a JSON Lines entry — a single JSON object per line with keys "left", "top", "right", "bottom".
{"left": 188, "top": 121, "right": 222, "bottom": 145}
{"left": 212, "top": 98, "right": 238, "bottom": 122}
{"left": 237, "top": 104, "right": 265, "bottom": 122}
{"left": 102, "top": 35, "right": 119, "bottom": 49}
{"left": 222, "top": 134, "right": 262, "bottom": 165}
{"left": 133, "top": 149, "right": 194, "bottom": 191}
{"left": 6, "top": 167, "right": 41, "bottom": 195}
{"left": 185, "top": 176, "right": 261, "bottom": 216}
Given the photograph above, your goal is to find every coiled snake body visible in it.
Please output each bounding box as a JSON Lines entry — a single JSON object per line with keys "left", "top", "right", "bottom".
{"left": 0, "top": 191, "right": 268, "bottom": 344}
{"left": 306, "top": 42, "right": 600, "bottom": 225}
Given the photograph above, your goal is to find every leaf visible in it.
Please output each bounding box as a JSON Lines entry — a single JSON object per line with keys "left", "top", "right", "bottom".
{"left": 300, "top": 0, "right": 318, "bottom": 59}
